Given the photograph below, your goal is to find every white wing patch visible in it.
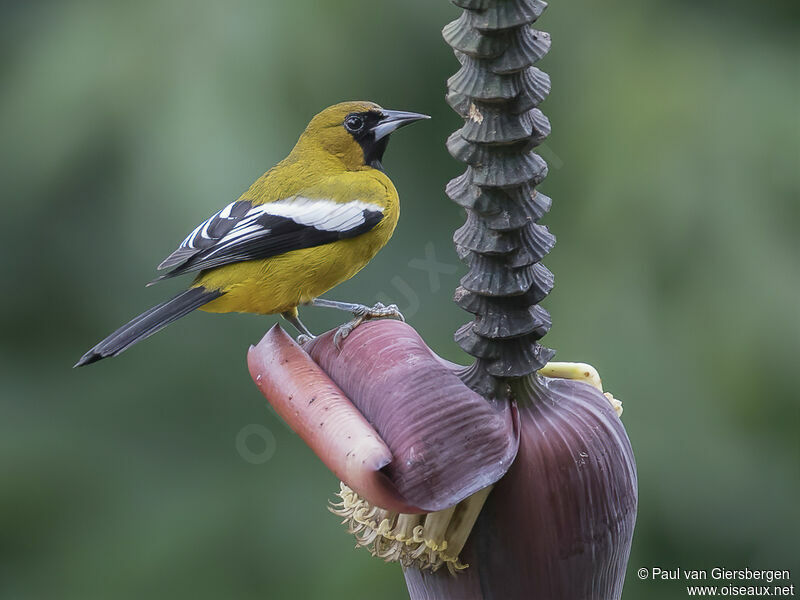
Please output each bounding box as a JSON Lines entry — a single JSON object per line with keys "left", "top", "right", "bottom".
{"left": 261, "top": 197, "right": 384, "bottom": 230}
{"left": 153, "top": 196, "right": 385, "bottom": 282}
{"left": 199, "top": 197, "right": 383, "bottom": 259}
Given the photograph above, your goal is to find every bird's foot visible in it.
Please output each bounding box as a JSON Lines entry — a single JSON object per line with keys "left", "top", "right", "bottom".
{"left": 353, "top": 302, "right": 404, "bottom": 322}
{"left": 333, "top": 317, "right": 363, "bottom": 349}
{"left": 296, "top": 333, "right": 316, "bottom": 345}
{"left": 333, "top": 303, "right": 405, "bottom": 349}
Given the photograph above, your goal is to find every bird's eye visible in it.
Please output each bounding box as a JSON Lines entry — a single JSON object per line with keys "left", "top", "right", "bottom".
{"left": 344, "top": 114, "right": 365, "bottom": 133}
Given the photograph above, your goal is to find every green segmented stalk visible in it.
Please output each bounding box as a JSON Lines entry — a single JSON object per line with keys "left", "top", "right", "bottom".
{"left": 445, "top": 0, "right": 556, "bottom": 397}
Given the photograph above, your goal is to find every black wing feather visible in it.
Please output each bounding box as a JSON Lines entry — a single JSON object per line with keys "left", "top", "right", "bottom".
{"left": 157, "top": 201, "right": 252, "bottom": 271}
{"left": 150, "top": 201, "right": 384, "bottom": 283}
{"left": 175, "top": 210, "right": 384, "bottom": 272}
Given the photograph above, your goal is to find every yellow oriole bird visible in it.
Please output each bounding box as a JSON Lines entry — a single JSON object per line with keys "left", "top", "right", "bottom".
{"left": 76, "top": 101, "right": 428, "bottom": 366}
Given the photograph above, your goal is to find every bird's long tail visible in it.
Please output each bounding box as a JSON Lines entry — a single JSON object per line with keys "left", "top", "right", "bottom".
{"left": 75, "top": 286, "right": 224, "bottom": 367}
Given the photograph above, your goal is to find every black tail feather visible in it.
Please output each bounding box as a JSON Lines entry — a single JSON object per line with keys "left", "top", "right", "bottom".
{"left": 75, "top": 287, "right": 223, "bottom": 367}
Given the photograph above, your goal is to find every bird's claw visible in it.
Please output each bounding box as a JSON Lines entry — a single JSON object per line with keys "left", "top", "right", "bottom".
{"left": 333, "top": 317, "right": 363, "bottom": 349}
{"left": 353, "top": 302, "right": 404, "bottom": 321}
{"left": 296, "top": 333, "right": 315, "bottom": 345}
{"left": 333, "top": 303, "right": 405, "bottom": 349}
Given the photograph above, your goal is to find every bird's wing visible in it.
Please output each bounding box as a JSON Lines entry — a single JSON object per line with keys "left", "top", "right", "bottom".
{"left": 150, "top": 196, "right": 384, "bottom": 283}
{"left": 157, "top": 200, "right": 253, "bottom": 270}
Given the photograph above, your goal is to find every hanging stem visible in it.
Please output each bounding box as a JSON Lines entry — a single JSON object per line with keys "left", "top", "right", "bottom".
{"left": 445, "top": 0, "right": 556, "bottom": 399}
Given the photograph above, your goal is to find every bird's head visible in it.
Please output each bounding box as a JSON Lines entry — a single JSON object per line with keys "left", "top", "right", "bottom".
{"left": 298, "top": 101, "right": 429, "bottom": 171}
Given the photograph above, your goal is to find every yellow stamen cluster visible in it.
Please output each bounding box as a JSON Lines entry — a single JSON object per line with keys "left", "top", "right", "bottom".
{"left": 604, "top": 392, "right": 623, "bottom": 417}
{"left": 539, "top": 361, "right": 624, "bottom": 417}
{"left": 330, "top": 483, "right": 492, "bottom": 575}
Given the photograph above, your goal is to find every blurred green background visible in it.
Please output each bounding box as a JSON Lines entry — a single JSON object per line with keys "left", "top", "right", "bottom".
{"left": 1, "top": 0, "right": 798, "bottom": 598}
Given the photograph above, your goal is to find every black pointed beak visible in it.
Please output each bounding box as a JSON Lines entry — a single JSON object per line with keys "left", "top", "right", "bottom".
{"left": 372, "top": 110, "right": 431, "bottom": 141}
